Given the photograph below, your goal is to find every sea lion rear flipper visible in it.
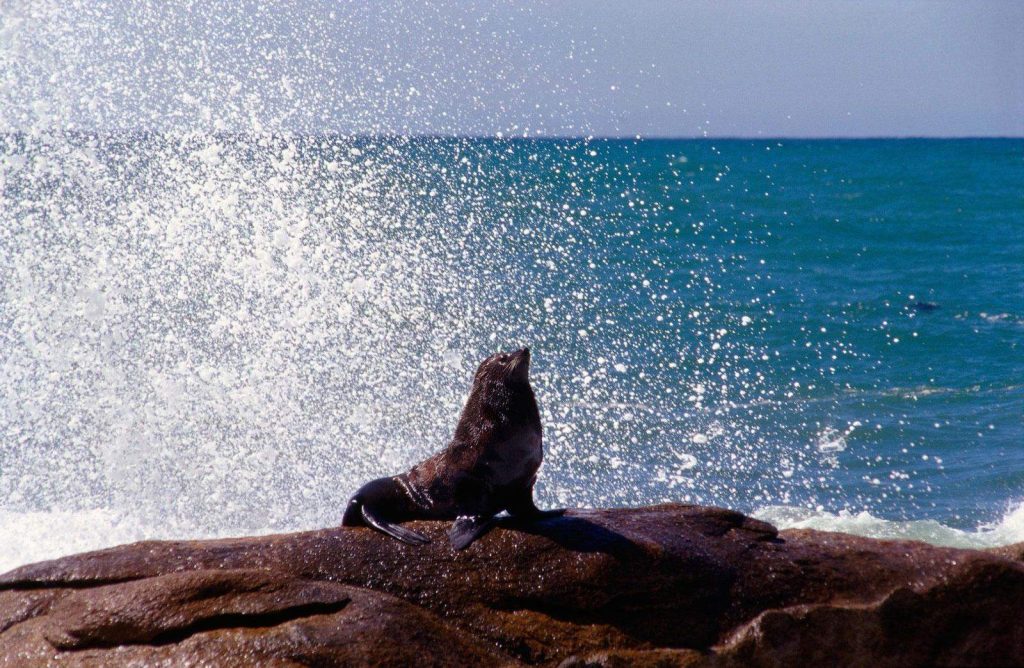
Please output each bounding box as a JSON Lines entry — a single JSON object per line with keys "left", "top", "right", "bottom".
{"left": 361, "top": 505, "right": 431, "bottom": 546}
{"left": 449, "top": 515, "right": 495, "bottom": 550}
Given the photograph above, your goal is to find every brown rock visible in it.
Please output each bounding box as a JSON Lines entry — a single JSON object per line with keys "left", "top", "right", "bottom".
{"left": 559, "top": 649, "right": 705, "bottom": 667}
{"left": 1, "top": 504, "right": 1022, "bottom": 666}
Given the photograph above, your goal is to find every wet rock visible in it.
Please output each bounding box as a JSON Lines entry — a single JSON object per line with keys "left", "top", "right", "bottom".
{"left": 1, "top": 504, "right": 1022, "bottom": 666}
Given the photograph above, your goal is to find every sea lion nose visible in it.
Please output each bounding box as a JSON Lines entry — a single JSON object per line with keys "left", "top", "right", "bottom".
{"left": 520, "top": 347, "right": 530, "bottom": 356}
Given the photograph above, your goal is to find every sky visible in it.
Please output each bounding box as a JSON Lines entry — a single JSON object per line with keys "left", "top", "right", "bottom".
{"left": 543, "top": 1, "right": 1024, "bottom": 137}
{"left": 3, "top": 0, "right": 1022, "bottom": 137}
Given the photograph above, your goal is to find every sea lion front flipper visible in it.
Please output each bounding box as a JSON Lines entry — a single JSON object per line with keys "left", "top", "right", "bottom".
{"left": 361, "top": 505, "right": 431, "bottom": 546}
{"left": 504, "top": 486, "right": 565, "bottom": 520}
{"left": 449, "top": 515, "right": 495, "bottom": 550}
{"left": 527, "top": 508, "right": 566, "bottom": 519}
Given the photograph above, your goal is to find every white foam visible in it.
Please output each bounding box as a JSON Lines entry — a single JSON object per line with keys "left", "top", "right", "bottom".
{"left": 755, "top": 502, "right": 1024, "bottom": 549}
{"left": 6, "top": 502, "right": 1021, "bottom": 576}
{"left": 816, "top": 428, "right": 846, "bottom": 454}
{"left": 0, "top": 509, "right": 146, "bottom": 573}
{"left": 0, "top": 509, "right": 269, "bottom": 574}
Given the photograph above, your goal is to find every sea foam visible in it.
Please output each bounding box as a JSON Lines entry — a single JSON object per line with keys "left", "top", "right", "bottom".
{"left": 3, "top": 503, "right": 1024, "bottom": 576}
{"left": 755, "top": 502, "right": 1024, "bottom": 550}
{"left": 0, "top": 509, "right": 269, "bottom": 574}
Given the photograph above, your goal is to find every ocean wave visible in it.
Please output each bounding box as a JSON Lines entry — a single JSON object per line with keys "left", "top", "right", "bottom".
{"left": 0, "top": 509, "right": 138, "bottom": 573}
{"left": 0, "top": 509, "right": 261, "bottom": 575}
{"left": 952, "top": 311, "right": 1024, "bottom": 327}
{"left": 2, "top": 502, "right": 1022, "bottom": 575}
{"left": 834, "top": 383, "right": 1024, "bottom": 402}
{"left": 754, "top": 503, "right": 1024, "bottom": 549}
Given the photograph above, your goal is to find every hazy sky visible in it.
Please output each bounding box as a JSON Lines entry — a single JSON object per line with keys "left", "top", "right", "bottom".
{"left": 7, "top": 0, "right": 1023, "bottom": 136}
{"left": 537, "top": 1, "right": 1024, "bottom": 137}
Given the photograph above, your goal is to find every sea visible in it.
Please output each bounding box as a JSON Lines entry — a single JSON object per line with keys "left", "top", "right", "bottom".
{"left": 1, "top": 135, "right": 1022, "bottom": 572}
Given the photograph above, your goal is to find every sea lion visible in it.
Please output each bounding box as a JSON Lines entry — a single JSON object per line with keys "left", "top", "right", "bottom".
{"left": 342, "top": 347, "right": 559, "bottom": 549}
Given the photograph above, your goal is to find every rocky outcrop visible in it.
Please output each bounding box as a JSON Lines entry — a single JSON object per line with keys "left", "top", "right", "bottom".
{"left": 1, "top": 504, "right": 1022, "bottom": 666}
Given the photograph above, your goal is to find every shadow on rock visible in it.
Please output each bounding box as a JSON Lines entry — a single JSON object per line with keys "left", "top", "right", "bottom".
{"left": 498, "top": 512, "right": 646, "bottom": 561}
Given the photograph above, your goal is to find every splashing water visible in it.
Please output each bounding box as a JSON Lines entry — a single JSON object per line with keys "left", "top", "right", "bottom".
{"left": 755, "top": 502, "right": 1024, "bottom": 550}
{"left": 2, "top": 3, "right": 1023, "bottom": 572}
{"left": 0, "top": 131, "right": 795, "bottom": 542}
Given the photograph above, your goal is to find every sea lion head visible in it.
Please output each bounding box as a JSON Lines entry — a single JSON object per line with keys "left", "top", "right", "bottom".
{"left": 475, "top": 347, "right": 531, "bottom": 386}
{"left": 455, "top": 347, "right": 539, "bottom": 439}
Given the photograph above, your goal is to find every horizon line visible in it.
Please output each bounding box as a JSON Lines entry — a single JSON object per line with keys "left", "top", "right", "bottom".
{"left": 3, "top": 129, "right": 1022, "bottom": 141}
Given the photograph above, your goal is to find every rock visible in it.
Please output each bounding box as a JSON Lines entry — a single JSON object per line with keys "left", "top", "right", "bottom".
{"left": 1, "top": 504, "right": 1022, "bottom": 666}
{"left": 1, "top": 570, "right": 506, "bottom": 666}
{"left": 559, "top": 649, "right": 706, "bottom": 667}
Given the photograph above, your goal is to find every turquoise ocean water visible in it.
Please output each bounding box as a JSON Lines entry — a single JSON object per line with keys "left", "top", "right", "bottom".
{"left": 1, "top": 136, "right": 1022, "bottom": 568}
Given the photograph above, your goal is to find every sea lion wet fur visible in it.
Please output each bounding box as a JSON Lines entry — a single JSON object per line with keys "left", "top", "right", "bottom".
{"left": 341, "top": 347, "right": 558, "bottom": 549}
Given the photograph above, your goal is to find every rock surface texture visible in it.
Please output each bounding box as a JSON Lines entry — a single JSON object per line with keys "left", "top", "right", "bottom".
{"left": 1, "top": 504, "right": 1023, "bottom": 666}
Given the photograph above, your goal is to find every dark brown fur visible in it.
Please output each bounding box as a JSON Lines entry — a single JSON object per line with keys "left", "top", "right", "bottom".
{"left": 342, "top": 348, "right": 558, "bottom": 549}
